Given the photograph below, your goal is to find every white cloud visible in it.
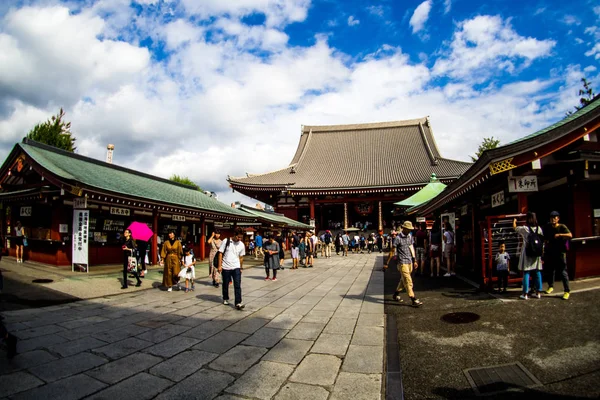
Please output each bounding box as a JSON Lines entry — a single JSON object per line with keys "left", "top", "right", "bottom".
{"left": 162, "top": 19, "right": 204, "bottom": 50}
{"left": 562, "top": 15, "right": 580, "bottom": 26}
{"left": 0, "top": 4, "right": 590, "bottom": 205}
{"left": 584, "top": 65, "right": 597, "bottom": 72}
{"left": 347, "top": 15, "right": 360, "bottom": 26}
{"left": 179, "top": 0, "right": 311, "bottom": 27}
{"left": 585, "top": 43, "right": 600, "bottom": 59}
{"left": 443, "top": 0, "right": 451, "bottom": 14}
{"left": 0, "top": 6, "right": 150, "bottom": 108}
{"left": 409, "top": 0, "right": 432, "bottom": 34}
{"left": 534, "top": 7, "right": 546, "bottom": 16}
{"left": 432, "top": 15, "right": 556, "bottom": 81}
{"left": 367, "top": 5, "right": 384, "bottom": 17}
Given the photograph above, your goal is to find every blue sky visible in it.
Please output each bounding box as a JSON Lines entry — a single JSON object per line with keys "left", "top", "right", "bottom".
{"left": 0, "top": 0, "right": 598, "bottom": 205}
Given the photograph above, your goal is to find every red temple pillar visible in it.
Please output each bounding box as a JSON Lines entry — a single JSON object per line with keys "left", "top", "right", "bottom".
{"left": 518, "top": 193, "right": 528, "bottom": 214}
{"left": 200, "top": 216, "right": 206, "bottom": 261}
{"left": 152, "top": 209, "right": 158, "bottom": 265}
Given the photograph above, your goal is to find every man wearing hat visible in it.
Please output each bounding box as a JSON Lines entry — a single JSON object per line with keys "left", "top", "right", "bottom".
{"left": 392, "top": 221, "right": 423, "bottom": 307}
{"left": 543, "top": 211, "right": 572, "bottom": 300}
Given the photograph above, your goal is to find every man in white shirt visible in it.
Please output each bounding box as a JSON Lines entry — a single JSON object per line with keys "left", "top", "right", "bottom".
{"left": 218, "top": 227, "right": 246, "bottom": 310}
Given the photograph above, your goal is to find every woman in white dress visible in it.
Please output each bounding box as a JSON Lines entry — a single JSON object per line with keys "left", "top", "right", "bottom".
{"left": 178, "top": 247, "right": 196, "bottom": 293}
{"left": 513, "top": 212, "right": 544, "bottom": 300}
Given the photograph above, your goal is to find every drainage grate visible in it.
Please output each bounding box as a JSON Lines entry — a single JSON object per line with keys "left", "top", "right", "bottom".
{"left": 464, "top": 362, "right": 543, "bottom": 396}
{"left": 32, "top": 279, "right": 54, "bottom": 284}
{"left": 441, "top": 312, "right": 480, "bottom": 324}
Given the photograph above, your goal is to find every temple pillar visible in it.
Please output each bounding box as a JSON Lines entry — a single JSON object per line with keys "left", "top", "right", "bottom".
{"left": 200, "top": 216, "right": 206, "bottom": 261}
{"left": 152, "top": 209, "right": 158, "bottom": 265}
{"left": 518, "top": 193, "right": 528, "bottom": 214}
{"left": 378, "top": 201, "right": 383, "bottom": 230}
{"left": 344, "top": 202, "right": 348, "bottom": 229}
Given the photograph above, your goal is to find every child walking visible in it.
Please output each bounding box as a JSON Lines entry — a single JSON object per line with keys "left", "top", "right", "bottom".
{"left": 179, "top": 247, "right": 196, "bottom": 293}
{"left": 495, "top": 242, "right": 510, "bottom": 293}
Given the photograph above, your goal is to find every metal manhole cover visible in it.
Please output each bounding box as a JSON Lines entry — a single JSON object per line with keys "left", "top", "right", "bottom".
{"left": 32, "top": 279, "right": 54, "bottom": 284}
{"left": 441, "top": 312, "right": 480, "bottom": 324}
{"left": 464, "top": 362, "right": 543, "bottom": 396}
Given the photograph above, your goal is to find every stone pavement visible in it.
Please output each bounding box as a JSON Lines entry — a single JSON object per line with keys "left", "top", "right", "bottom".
{"left": 0, "top": 254, "right": 385, "bottom": 400}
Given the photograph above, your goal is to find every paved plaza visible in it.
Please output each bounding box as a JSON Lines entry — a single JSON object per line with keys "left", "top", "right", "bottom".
{"left": 0, "top": 254, "right": 385, "bottom": 400}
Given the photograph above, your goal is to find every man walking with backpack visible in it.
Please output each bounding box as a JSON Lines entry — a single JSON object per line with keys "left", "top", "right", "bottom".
{"left": 513, "top": 213, "right": 544, "bottom": 300}
{"left": 218, "top": 227, "right": 246, "bottom": 310}
{"left": 544, "top": 211, "right": 572, "bottom": 300}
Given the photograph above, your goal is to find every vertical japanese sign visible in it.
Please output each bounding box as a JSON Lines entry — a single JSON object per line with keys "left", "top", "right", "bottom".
{"left": 491, "top": 191, "right": 505, "bottom": 208}
{"left": 72, "top": 209, "right": 89, "bottom": 272}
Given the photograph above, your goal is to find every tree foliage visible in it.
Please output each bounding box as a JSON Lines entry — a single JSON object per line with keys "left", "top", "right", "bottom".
{"left": 471, "top": 137, "right": 500, "bottom": 162}
{"left": 566, "top": 78, "right": 596, "bottom": 116}
{"left": 26, "top": 108, "right": 76, "bottom": 152}
{"left": 169, "top": 174, "right": 202, "bottom": 191}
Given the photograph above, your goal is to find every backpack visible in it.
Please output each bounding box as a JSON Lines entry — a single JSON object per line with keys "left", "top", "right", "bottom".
{"left": 213, "top": 238, "right": 231, "bottom": 268}
{"left": 525, "top": 226, "right": 543, "bottom": 258}
{"left": 324, "top": 233, "right": 331, "bottom": 244}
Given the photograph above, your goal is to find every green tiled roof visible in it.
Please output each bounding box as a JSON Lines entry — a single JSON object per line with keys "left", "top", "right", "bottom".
{"left": 18, "top": 140, "right": 251, "bottom": 219}
{"left": 508, "top": 98, "right": 600, "bottom": 145}
{"left": 239, "top": 205, "right": 312, "bottom": 229}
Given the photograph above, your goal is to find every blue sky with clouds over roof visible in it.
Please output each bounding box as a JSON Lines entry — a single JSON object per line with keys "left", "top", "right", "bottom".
{"left": 0, "top": 0, "right": 598, "bottom": 205}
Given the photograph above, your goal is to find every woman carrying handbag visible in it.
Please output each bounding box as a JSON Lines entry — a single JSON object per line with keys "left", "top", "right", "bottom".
{"left": 122, "top": 229, "right": 142, "bottom": 289}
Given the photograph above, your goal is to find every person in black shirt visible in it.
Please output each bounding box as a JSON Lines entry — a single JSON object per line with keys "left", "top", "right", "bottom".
{"left": 122, "top": 229, "right": 142, "bottom": 289}
{"left": 543, "top": 211, "right": 572, "bottom": 300}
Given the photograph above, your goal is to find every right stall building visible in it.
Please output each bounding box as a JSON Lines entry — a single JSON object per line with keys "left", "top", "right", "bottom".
{"left": 410, "top": 97, "right": 600, "bottom": 287}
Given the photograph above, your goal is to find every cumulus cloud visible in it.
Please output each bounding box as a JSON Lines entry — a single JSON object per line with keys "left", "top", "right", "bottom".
{"left": 0, "top": 2, "right": 590, "bottom": 205}
{"left": 0, "top": 6, "right": 150, "bottom": 109}
{"left": 432, "top": 15, "right": 556, "bottom": 81}
{"left": 347, "top": 15, "right": 360, "bottom": 26}
{"left": 409, "top": 0, "right": 432, "bottom": 34}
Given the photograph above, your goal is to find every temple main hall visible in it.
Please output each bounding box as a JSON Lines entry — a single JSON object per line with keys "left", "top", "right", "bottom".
{"left": 228, "top": 117, "right": 472, "bottom": 233}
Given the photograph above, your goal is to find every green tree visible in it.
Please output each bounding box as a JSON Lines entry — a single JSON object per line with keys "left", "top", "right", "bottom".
{"left": 169, "top": 174, "right": 202, "bottom": 191}
{"left": 566, "top": 78, "right": 596, "bottom": 116}
{"left": 471, "top": 137, "right": 500, "bottom": 162}
{"left": 26, "top": 108, "right": 76, "bottom": 152}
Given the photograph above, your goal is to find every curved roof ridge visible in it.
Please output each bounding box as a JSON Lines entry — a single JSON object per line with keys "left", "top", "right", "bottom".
{"left": 436, "top": 157, "right": 473, "bottom": 165}
{"left": 302, "top": 117, "right": 428, "bottom": 133}
{"left": 294, "top": 128, "right": 313, "bottom": 170}
{"left": 418, "top": 122, "right": 438, "bottom": 166}
{"left": 229, "top": 163, "right": 298, "bottom": 182}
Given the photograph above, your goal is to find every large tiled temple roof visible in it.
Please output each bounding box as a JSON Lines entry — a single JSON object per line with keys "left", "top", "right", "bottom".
{"left": 228, "top": 117, "right": 472, "bottom": 191}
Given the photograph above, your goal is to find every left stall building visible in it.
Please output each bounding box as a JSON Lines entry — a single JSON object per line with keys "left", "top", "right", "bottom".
{"left": 0, "top": 139, "right": 254, "bottom": 269}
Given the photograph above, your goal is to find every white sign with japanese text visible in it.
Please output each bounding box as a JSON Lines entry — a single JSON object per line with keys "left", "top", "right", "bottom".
{"left": 508, "top": 176, "right": 538, "bottom": 193}
{"left": 172, "top": 215, "right": 186, "bottom": 222}
{"left": 110, "top": 207, "right": 130, "bottom": 216}
{"left": 72, "top": 209, "right": 89, "bottom": 271}
{"left": 20, "top": 206, "right": 32, "bottom": 217}
{"left": 491, "top": 191, "right": 505, "bottom": 208}
{"left": 416, "top": 217, "right": 426, "bottom": 223}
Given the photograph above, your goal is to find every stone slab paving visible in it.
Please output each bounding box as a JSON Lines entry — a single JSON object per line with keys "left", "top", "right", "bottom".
{"left": 0, "top": 253, "right": 384, "bottom": 399}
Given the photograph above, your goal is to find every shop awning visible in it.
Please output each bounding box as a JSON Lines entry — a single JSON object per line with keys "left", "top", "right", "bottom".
{"left": 394, "top": 174, "right": 447, "bottom": 207}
